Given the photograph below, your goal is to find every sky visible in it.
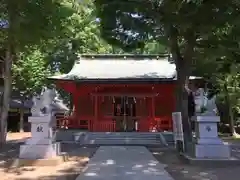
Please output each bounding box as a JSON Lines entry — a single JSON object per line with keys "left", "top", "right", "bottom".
{"left": 0, "top": 19, "right": 8, "bottom": 29}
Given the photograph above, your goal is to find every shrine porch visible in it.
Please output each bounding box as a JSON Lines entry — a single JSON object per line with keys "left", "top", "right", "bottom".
{"left": 56, "top": 116, "right": 172, "bottom": 132}
{"left": 56, "top": 83, "right": 176, "bottom": 132}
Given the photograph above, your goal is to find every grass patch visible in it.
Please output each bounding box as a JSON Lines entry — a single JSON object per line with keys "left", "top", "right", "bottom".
{"left": 219, "top": 133, "right": 240, "bottom": 141}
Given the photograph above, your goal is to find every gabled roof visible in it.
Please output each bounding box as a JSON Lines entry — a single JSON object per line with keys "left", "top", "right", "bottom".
{"left": 49, "top": 54, "right": 177, "bottom": 80}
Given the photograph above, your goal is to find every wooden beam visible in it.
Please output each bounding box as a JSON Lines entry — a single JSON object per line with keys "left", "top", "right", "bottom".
{"left": 94, "top": 95, "right": 98, "bottom": 122}
{"left": 91, "top": 93, "right": 159, "bottom": 97}
{"left": 152, "top": 96, "right": 155, "bottom": 121}
{"left": 73, "top": 89, "right": 79, "bottom": 117}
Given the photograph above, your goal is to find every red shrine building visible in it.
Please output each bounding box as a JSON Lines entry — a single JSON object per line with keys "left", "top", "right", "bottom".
{"left": 49, "top": 54, "right": 199, "bottom": 132}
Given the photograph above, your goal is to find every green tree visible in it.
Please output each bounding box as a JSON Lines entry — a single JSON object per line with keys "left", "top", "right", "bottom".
{"left": 0, "top": 0, "right": 74, "bottom": 144}
{"left": 192, "top": 23, "right": 240, "bottom": 136}
{"left": 46, "top": 1, "right": 113, "bottom": 74}
{"left": 94, "top": 0, "right": 239, "bottom": 145}
{"left": 12, "top": 49, "right": 51, "bottom": 97}
{"left": 44, "top": 1, "right": 115, "bottom": 111}
{"left": 11, "top": 49, "right": 51, "bottom": 132}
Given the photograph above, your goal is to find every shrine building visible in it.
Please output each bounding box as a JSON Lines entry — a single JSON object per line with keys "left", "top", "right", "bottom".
{"left": 49, "top": 54, "right": 201, "bottom": 132}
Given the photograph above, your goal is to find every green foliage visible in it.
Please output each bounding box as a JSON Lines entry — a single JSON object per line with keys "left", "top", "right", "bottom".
{"left": 94, "top": 0, "right": 236, "bottom": 51}
{"left": 143, "top": 41, "right": 168, "bottom": 54}
{"left": 192, "top": 24, "right": 240, "bottom": 122}
{"left": 0, "top": 0, "right": 77, "bottom": 102}
{"left": 45, "top": 1, "right": 113, "bottom": 74}
{"left": 1, "top": 0, "right": 74, "bottom": 48}
{"left": 12, "top": 49, "right": 51, "bottom": 98}
{"left": 94, "top": 0, "right": 240, "bottom": 136}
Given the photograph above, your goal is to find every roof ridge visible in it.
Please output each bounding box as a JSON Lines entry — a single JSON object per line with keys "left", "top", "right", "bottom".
{"left": 79, "top": 54, "right": 169, "bottom": 59}
{"left": 78, "top": 54, "right": 170, "bottom": 62}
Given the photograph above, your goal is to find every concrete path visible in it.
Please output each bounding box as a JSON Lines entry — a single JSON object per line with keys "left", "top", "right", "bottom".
{"left": 76, "top": 146, "right": 174, "bottom": 180}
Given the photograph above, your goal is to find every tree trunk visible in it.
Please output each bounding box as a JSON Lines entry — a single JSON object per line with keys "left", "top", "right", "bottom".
{"left": 19, "top": 109, "right": 24, "bottom": 132}
{"left": 0, "top": 48, "right": 13, "bottom": 146}
{"left": 169, "top": 28, "right": 191, "bottom": 141}
{"left": 223, "top": 81, "right": 236, "bottom": 136}
{"left": 168, "top": 27, "right": 195, "bottom": 145}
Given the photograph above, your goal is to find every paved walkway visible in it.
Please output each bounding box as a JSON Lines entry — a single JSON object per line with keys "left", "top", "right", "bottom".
{"left": 76, "top": 146, "right": 174, "bottom": 180}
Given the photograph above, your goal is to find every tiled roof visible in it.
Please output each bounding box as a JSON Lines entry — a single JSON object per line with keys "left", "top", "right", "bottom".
{"left": 49, "top": 54, "right": 177, "bottom": 80}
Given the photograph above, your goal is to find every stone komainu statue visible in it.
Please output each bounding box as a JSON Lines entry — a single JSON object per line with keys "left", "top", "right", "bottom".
{"left": 31, "top": 87, "right": 57, "bottom": 116}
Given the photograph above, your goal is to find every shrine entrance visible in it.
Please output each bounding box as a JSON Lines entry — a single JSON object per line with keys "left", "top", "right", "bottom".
{"left": 114, "top": 96, "right": 136, "bottom": 132}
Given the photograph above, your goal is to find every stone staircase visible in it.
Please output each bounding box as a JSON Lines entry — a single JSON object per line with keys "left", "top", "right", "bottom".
{"left": 55, "top": 130, "right": 174, "bottom": 147}
{"left": 56, "top": 129, "right": 85, "bottom": 142}
{"left": 75, "top": 132, "right": 168, "bottom": 147}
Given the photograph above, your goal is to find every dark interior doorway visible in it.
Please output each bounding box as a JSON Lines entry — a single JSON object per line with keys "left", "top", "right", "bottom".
{"left": 113, "top": 96, "right": 136, "bottom": 132}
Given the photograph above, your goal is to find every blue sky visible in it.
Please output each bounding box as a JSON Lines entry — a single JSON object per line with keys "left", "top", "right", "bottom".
{"left": 0, "top": 19, "right": 9, "bottom": 29}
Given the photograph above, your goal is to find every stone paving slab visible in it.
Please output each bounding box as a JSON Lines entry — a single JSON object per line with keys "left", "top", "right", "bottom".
{"left": 76, "top": 146, "right": 174, "bottom": 180}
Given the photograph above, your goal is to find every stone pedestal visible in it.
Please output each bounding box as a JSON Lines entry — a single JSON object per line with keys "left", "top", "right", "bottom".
{"left": 19, "top": 114, "right": 60, "bottom": 159}
{"left": 194, "top": 116, "right": 230, "bottom": 159}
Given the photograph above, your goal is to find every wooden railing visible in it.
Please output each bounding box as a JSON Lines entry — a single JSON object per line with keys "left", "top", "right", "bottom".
{"left": 56, "top": 116, "right": 89, "bottom": 129}
{"left": 89, "top": 120, "right": 116, "bottom": 132}
{"left": 138, "top": 116, "right": 172, "bottom": 132}
{"left": 56, "top": 115, "right": 172, "bottom": 132}
{"left": 153, "top": 116, "right": 172, "bottom": 131}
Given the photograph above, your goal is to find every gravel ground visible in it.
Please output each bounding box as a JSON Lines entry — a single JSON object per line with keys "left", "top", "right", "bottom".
{"left": 4, "top": 133, "right": 240, "bottom": 180}
{"left": 0, "top": 142, "right": 98, "bottom": 180}
{"left": 149, "top": 147, "right": 240, "bottom": 180}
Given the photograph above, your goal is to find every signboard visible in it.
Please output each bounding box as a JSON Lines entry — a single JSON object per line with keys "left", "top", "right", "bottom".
{"left": 172, "top": 112, "right": 184, "bottom": 153}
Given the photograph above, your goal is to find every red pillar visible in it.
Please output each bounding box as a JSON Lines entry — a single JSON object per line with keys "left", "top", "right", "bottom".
{"left": 152, "top": 96, "right": 156, "bottom": 131}
{"left": 152, "top": 97, "right": 155, "bottom": 120}
{"left": 147, "top": 97, "right": 152, "bottom": 132}
{"left": 73, "top": 88, "right": 79, "bottom": 128}
{"left": 94, "top": 95, "right": 98, "bottom": 131}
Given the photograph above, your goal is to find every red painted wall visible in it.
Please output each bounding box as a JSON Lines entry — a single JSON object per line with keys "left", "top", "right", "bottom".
{"left": 56, "top": 82, "right": 176, "bottom": 131}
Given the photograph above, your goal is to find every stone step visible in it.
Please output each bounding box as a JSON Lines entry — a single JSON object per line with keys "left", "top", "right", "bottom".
{"left": 85, "top": 136, "right": 160, "bottom": 139}
{"left": 87, "top": 133, "right": 161, "bottom": 136}
{"left": 79, "top": 132, "right": 164, "bottom": 146}
{"left": 82, "top": 139, "right": 161, "bottom": 142}
{"left": 85, "top": 135, "right": 160, "bottom": 138}
{"left": 161, "top": 132, "right": 174, "bottom": 143}
{"left": 80, "top": 133, "right": 163, "bottom": 146}
{"left": 84, "top": 137, "right": 161, "bottom": 141}
{"left": 86, "top": 133, "right": 160, "bottom": 135}
{"left": 83, "top": 140, "right": 161, "bottom": 145}
{"left": 86, "top": 138, "right": 161, "bottom": 142}
{"left": 55, "top": 131, "right": 172, "bottom": 147}
{"left": 86, "top": 134, "right": 161, "bottom": 137}
{"left": 83, "top": 135, "right": 160, "bottom": 138}
{"left": 86, "top": 138, "right": 160, "bottom": 141}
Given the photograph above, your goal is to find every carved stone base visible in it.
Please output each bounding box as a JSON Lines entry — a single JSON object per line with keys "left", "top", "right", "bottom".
{"left": 195, "top": 143, "right": 230, "bottom": 159}
{"left": 14, "top": 155, "right": 67, "bottom": 167}
{"left": 19, "top": 142, "right": 60, "bottom": 159}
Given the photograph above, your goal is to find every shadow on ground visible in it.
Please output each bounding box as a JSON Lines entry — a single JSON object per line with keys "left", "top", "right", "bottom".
{"left": 0, "top": 143, "right": 97, "bottom": 180}
{"left": 2, "top": 143, "right": 240, "bottom": 180}
{"left": 149, "top": 147, "right": 240, "bottom": 180}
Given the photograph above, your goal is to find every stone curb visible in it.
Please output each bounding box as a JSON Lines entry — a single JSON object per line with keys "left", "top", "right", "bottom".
{"left": 180, "top": 153, "right": 240, "bottom": 167}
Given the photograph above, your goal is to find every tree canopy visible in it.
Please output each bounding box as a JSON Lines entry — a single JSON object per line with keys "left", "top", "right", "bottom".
{"left": 94, "top": 0, "right": 240, "bottom": 140}
{"left": 0, "top": 0, "right": 76, "bottom": 144}
{"left": 12, "top": 48, "right": 51, "bottom": 99}
{"left": 0, "top": 0, "right": 240, "bottom": 139}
